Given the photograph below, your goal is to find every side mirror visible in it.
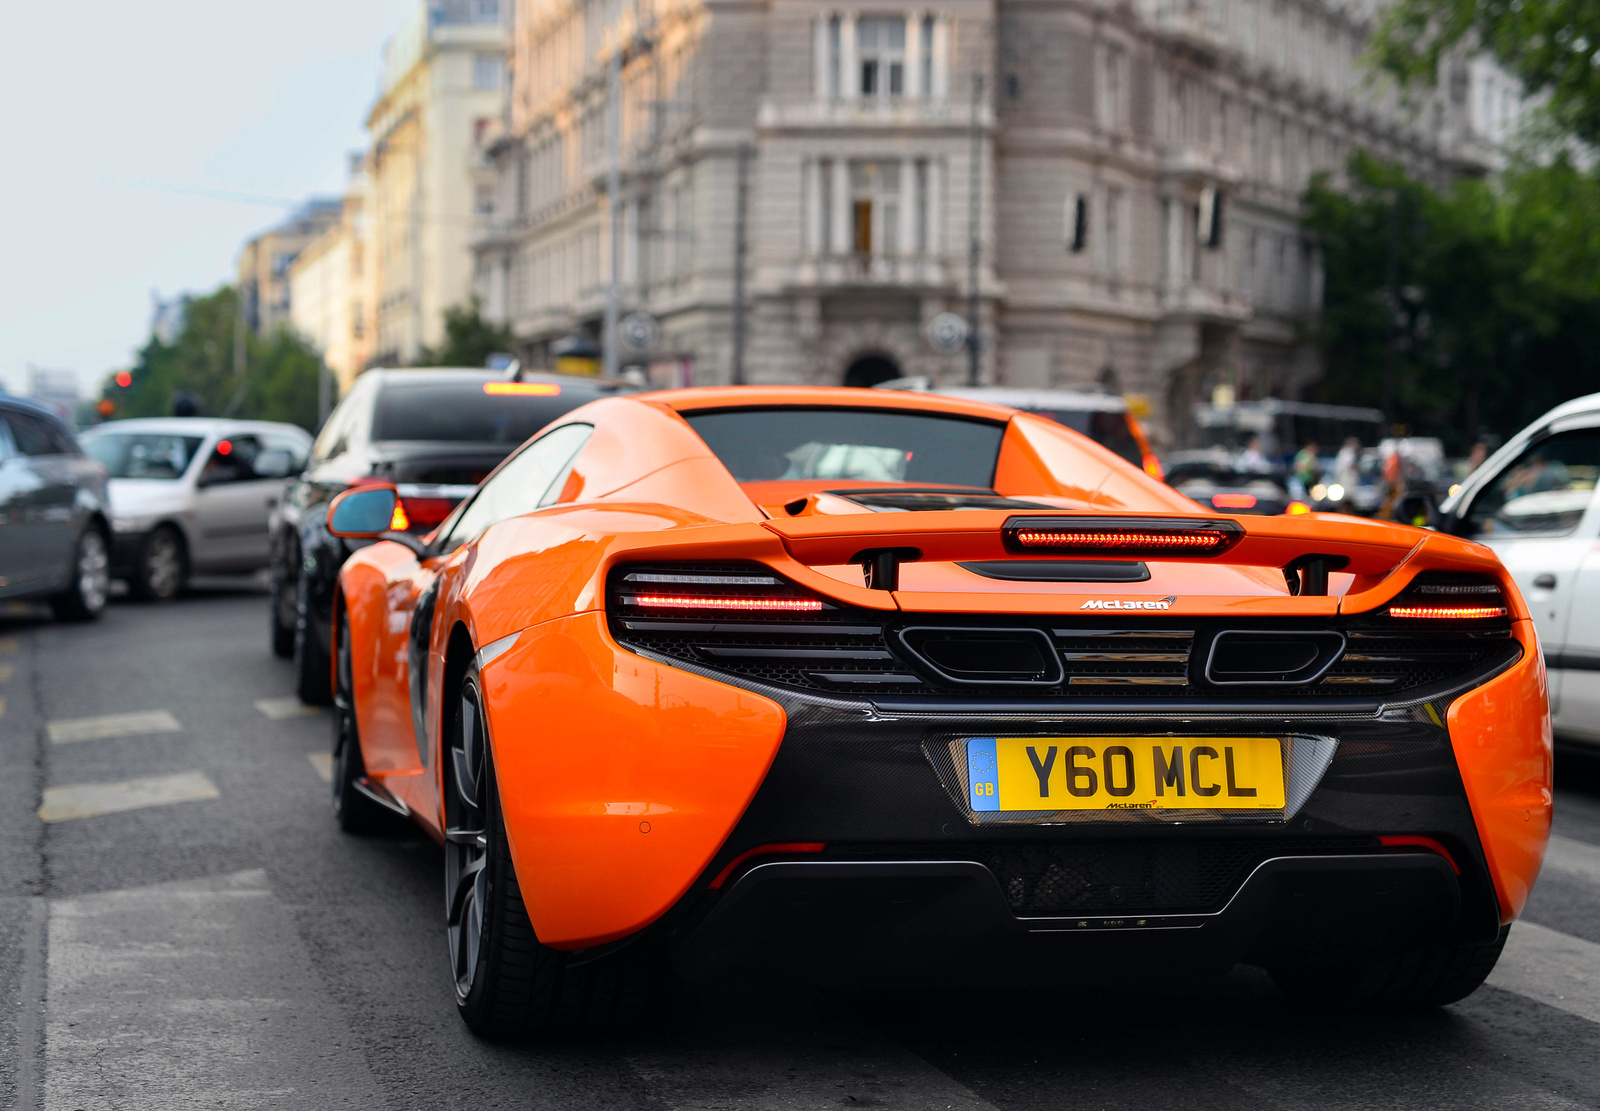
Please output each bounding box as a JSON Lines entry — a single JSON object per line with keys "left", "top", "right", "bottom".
{"left": 327, "top": 486, "right": 399, "bottom": 538}
{"left": 254, "top": 449, "right": 294, "bottom": 479}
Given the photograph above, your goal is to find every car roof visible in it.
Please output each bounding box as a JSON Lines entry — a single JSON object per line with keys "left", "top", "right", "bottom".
{"left": 82, "top": 417, "right": 311, "bottom": 439}
{"left": 920, "top": 386, "right": 1129, "bottom": 414}
{"left": 650, "top": 385, "right": 1029, "bottom": 423}
{"left": 363, "top": 367, "right": 630, "bottom": 393}
{"left": 0, "top": 395, "right": 74, "bottom": 425}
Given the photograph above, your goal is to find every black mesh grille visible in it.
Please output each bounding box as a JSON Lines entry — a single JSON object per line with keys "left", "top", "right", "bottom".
{"left": 608, "top": 562, "right": 1519, "bottom": 701}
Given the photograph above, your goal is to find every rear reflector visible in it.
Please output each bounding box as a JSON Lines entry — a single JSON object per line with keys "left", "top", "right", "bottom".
{"left": 1003, "top": 516, "right": 1243, "bottom": 557}
{"left": 483, "top": 381, "right": 561, "bottom": 396}
{"left": 629, "top": 594, "right": 826, "bottom": 612}
{"left": 1211, "top": 493, "right": 1257, "bottom": 509}
{"left": 709, "top": 842, "right": 826, "bottom": 889}
{"left": 1387, "top": 604, "right": 1508, "bottom": 620}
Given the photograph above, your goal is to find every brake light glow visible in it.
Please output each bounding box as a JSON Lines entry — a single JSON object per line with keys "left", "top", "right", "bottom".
{"left": 389, "top": 501, "right": 410, "bottom": 531}
{"left": 632, "top": 594, "right": 826, "bottom": 612}
{"left": 1212, "top": 493, "right": 1257, "bottom": 509}
{"left": 1388, "top": 604, "right": 1507, "bottom": 620}
{"left": 484, "top": 382, "right": 561, "bottom": 396}
{"left": 401, "top": 497, "right": 456, "bottom": 530}
{"left": 216, "top": 440, "right": 232, "bottom": 456}
{"left": 1004, "top": 516, "right": 1243, "bottom": 557}
{"left": 1142, "top": 454, "right": 1164, "bottom": 481}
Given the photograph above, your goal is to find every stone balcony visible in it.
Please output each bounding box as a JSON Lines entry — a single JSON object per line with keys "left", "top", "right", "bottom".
{"left": 780, "top": 253, "right": 957, "bottom": 291}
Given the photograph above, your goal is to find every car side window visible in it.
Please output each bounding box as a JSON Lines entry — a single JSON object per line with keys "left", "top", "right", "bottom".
{"left": 442, "top": 424, "right": 594, "bottom": 549}
{"left": 263, "top": 432, "right": 310, "bottom": 472}
{"left": 1463, "top": 428, "right": 1600, "bottom": 538}
{"left": 4, "top": 411, "right": 72, "bottom": 457}
{"left": 197, "top": 435, "right": 266, "bottom": 486}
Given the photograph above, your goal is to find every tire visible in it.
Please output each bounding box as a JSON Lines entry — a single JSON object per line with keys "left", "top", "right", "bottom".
{"left": 1268, "top": 930, "right": 1508, "bottom": 1010}
{"left": 446, "top": 664, "right": 661, "bottom": 1039}
{"left": 129, "top": 525, "right": 186, "bottom": 602}
{"left": 268, "top": 542, "right": 296, "bottom": 658}
{"left": 331, "top": 600, "right": 389, "bottom": 834}
{"left": 49, "top": 526, "right": 110, "bottom": 621}
{"left": 292, "top": 572, "right": 332, "bottom": 705}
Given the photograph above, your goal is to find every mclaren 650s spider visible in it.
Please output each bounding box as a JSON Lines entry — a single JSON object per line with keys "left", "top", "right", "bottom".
{"left": 324, "top": 386, "right": 1550, "bottom": 1038}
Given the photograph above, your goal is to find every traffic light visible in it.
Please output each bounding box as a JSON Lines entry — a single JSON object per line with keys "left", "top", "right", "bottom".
{"left": 96, "top": 399, "right": 115, "bottom": 417}
{"left": 114, "top": 371, "right": 132, "bottom": 388}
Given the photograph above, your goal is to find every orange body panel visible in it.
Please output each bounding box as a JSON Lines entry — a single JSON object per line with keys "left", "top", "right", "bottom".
{"left": 480, "top": 610, "right": 787, "bottom": 948}
{"left": 1446, "top": 619, "right": 1553, "bottom": 923}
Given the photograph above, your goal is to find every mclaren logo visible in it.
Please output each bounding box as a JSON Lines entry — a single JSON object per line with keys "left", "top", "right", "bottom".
{"left": 1080, "top": 596, "right": 1178, "bottom": 610}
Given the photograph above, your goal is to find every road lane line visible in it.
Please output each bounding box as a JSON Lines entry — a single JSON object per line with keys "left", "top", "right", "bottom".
{"left": 1488, "top": 920, "right": 1600, "bottom": 1025}
{"left": 629, "top": 1027, "right": 1000, "bottom": 1111}
{"left": 254, "top": 696, "right": 322, "bottom": 720}
{"left": 0, "top": 662, "right": 15, "bottom": 682}
{"left": 1543, "top": 834, "right": 1600, "bottom": 887}
{"left": 17, "top": 897, "right": 46, "bottom": 1111}
{"left": 46, "top": 709, "right": 181, "bottom": 744}
{"left": 37, "top": 772, "right": 219, "bottom": 823}
{"left": 44, "top": 870, "right": 387, "bottom": 1107}
{"left": 0, "top": 637, "right": 18, "bottom": 653}
{"left": 307, "top": 752, "right": 332, "bottom": 782}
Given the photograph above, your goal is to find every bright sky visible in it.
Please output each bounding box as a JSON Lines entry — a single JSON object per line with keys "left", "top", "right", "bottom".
{"left": 0, "top": 0, "right": 417, "bottom": 397}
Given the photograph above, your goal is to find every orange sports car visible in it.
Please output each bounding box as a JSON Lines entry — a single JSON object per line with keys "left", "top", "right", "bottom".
{"left": 324, "top": 386, "right": 1550, "bottom": 1037}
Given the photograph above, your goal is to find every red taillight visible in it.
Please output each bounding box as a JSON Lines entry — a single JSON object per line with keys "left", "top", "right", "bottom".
{"left": 388, "top": 501, "right": 410, "bottom": 531}
{"left": 1003, "top": 516, "right": 1243, "bottom": 557}
{"left": 1212, "top": 493, "right": 1257, "bottom": 509}
{"left": 217, "top": 439, "right": 232, "bottom": 456}
{"left": 709, "top": 843, "right": 826, "bottom": 889}
{"left": 1142, "top": 454, "right": 1164, "bottom": 481}
{"left": 1388, "top": 604, "right": 1508, "bottom": 620}
{"left": 632, "top": 594, "right": 825, "bottom": 612}
{"left": 400, "top": 497, "right": 455, "bottom": 530}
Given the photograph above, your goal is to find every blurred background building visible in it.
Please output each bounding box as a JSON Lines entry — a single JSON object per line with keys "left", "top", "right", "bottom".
{"left": 468, "top": 0, "right": 1524, "bottom": 441}
{"left": 289, "top": 154, "right": 375, "bottom": 393}
{"left": 236, "top": 199, "right": 343, "bottom": 337}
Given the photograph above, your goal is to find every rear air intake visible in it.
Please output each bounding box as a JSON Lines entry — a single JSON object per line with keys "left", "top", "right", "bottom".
{"left": 1002, "top": 516, "right": 1243, "bottom": 558}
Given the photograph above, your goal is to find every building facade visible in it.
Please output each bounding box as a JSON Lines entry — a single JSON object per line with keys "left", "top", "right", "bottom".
{"left": 237, "top": 199, "right": 343, "bottom": 338}
{"left": 289, "top": 155, "right": 375, "bottom": 393}
{"left": 366, "top": 0, "right": 511, "bottom": 365}
{"left": 475, "top": 0, "right": 1513, "bottom": 440}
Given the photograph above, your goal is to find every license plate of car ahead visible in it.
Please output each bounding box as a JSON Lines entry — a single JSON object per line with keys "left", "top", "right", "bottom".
{"left": 965, "top": 736, "right": 1286, "bottom": 813}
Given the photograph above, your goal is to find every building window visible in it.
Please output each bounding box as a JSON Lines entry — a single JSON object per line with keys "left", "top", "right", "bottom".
{"left": 828, "top": 17, "right": 842, "bottom": 99}
{"left": 474, "top": 54, "right": 505, "bottom": 91}
{"left": 850, "top": 161, "right": 901, "bottom": 255}
{"left": 1104, "top": 187, "right": 1122, "bottom": 275}
{"left": 474, "top": 0, "right": 500, "bottom": 22}
{"left": 476, "top": 183, "right": 496, "bottom": 217}
{"left": 920, "top": 16, "right": 934, "bottom": 98}
{"left": 1098, "top": 44, "right": 1125, "bottom": 131}
{"left": 858, "top": 17, "right": 906, "bottom": 99}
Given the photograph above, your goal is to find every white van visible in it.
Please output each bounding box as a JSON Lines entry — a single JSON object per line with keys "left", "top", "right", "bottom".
{"left": 1437, "top": 393, "right": 1600, "bottom": 745}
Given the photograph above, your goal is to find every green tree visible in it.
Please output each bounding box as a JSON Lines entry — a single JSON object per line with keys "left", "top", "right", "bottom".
{"left": 1305, "top": 152, "right": 1600, "bottom": 450}
{"left": 1373, "top": 0, "right": 1600, "bottom": 148}
{"left": 417, "top": 297, "right": 517, "bottom": 368}
{"left": 102, "top": 285, "right": 324, "bottom": 430}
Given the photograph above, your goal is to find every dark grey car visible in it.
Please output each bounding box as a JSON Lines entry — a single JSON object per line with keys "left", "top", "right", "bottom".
{"left": 0, "top": 398, "right": 111, "bottom": 620}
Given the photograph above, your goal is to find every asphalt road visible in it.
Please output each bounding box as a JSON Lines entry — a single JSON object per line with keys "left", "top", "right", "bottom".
{"left": 4, "top": 583, "right": 1600, "bottom": 1109}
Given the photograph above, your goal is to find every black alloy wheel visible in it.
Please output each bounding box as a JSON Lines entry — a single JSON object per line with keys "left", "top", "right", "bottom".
{"left": 292, "top": 572, "right": 332, "bottom": 705}
{"left": 49, "top": 526, "right": 110, "bottom": 621}
{"left": 268, "top": 541, "right": 296, "bottom": 658}
{"left": 445, "top": 663, "right": 662, "bottom": 1039}
{"left": 331, "top": 602, "right": 387, "bottom": 834}
{"left": 131, "top": 526, "right": 185, "bottom": 602}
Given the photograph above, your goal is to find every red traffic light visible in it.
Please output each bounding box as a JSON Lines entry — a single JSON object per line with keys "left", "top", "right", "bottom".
{"left": 96, "top": 399, "right": 116, "bottom": 417}
{"left": 114, "top": 371, "right": 132, "bottom": 388}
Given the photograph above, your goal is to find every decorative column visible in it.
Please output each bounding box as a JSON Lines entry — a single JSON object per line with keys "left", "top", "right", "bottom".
{"left": 926, "top": 158, "right": 943, "bottom": 255}
{"left": 904, "top": 12, "right": 923, "bottom": 100}
{"left": 899, "top": 157, "right": 918, "bottom": 258}
{"left": 813, "top": 15, "right": 831, "bottom": 101}
{"left": 930, "top": 15, "right": 949, "bottom": 100}
{"left": 831, "top": 158, "right": 853, "bottom": 255}
{"left": 805, "top": 159, "right": 825, "bottom": 254}
{"left": 840, "top": 12, "right": 859, "bottom": 101}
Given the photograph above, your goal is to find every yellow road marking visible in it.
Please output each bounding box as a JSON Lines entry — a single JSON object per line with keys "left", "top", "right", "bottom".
{"left": 38, "top": 772, "right": 219, "bottom": 823}
{"left": 307, "top": 753, "right": 332, "bottom": 782}
{"left": 0, "top": 697, "right": 6, "bottom": 719}
{"left": 255, "top": 697, "right": 322, "bottom": 721}
{"left": 47, "top": 710, "right": 182, "bottom": 744}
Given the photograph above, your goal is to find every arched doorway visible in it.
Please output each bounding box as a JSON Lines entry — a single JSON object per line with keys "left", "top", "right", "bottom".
{"left": 843, "top": 353, "right": 901, "bottom": 388}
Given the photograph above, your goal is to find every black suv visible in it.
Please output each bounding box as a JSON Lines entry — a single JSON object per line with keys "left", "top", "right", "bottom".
{"left": 269, "top": 368, "right": 628, "bottom": 702}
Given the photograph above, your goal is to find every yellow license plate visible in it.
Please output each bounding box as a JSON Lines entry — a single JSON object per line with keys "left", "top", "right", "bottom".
{"left": 966, "top": 736, "right": 1285, "bottom": 812}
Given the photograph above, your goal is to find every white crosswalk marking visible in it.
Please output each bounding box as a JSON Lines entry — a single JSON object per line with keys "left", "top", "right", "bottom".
{"left": 255, "top": 697, "right": 322, "bottom": 720}
{"left": 1489, "top": 919, "right": 1600, "bottom": 1025}
{"left": 1543, "top": 834, "right": 1600, "bottom": 887}
{"left": 38, "top": 772, "right": 219, "bottom": 823}
{"left": 44, "top": 870, "right": 386, "bottom": 1108}
{"left": 46, "top": 709, "right": 181, "bottom": 744}
{"left": 0, "top": 662, "right": 14, "bottom": 682}
{"left": 307, "top": 752, "right": 332, "bottom": 782}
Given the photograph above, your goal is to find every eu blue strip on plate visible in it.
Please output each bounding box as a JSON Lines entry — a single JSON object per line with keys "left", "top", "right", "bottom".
{"left": 967, "top": 737, "right": 999, "bottom": 811}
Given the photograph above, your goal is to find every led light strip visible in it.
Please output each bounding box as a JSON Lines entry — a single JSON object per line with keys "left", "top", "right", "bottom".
{"left": 630, "top": 594, "right": 826, "bottom": 612}
{"left": 1012, "top": 529, "right": 1230, "bottom": 551}
{"left": 1388, "top": 604, "right": 1508, "bottom": 620}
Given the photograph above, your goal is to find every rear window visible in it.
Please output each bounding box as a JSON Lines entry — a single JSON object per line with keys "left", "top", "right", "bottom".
{"left": 1029, "top": 408, "right": 1142, "bottom": 467}
{"left": 83, "top": 432, "right": 205, "bottom": 479}
{"left": 685, "top": 408, "right": 1005, "bottom": 486}
{"left": 372, "top": 382, "right": 584, "bottom": 444}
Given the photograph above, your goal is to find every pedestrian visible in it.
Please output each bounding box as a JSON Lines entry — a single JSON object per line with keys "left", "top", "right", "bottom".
{"left": 1240, "top": 436, "right": 1271, "bottom": 473}
{"left": 1334, "top": 437, "right": 1361, "bottom": 490}
{"left": 1291, "top": 441, "right": 1320, "bottom": 498}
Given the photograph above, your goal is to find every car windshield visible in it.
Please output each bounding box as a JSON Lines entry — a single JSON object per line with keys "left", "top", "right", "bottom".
{"left": 372, "top": 381, "right": 581, "bottom": 444}
{"left": 685, "top": 408, "right": 1006, "bottom": 486}
{"left": 1028, "top": 408, "right": 1143, "bottom": 467}
{"left": 82, "top": 432, "right": 205, "bottom": 479}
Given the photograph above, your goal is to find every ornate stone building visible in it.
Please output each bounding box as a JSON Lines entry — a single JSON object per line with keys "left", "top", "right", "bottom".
{"left": 474, "top": 0, "right": 1515, "bottom": 440}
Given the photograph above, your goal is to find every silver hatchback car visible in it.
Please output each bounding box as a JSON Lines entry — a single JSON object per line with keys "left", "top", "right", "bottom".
{"left": 81, "top": 418, "right": 311, "bottom": 600}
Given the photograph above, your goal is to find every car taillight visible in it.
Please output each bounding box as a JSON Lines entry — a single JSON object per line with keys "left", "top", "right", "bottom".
{"left": 1388, "top": 604, "right": 1509, "bottom": 620}
{"left": 1002, "top": 516, "right": 1243, "bottom": 557}
{"left": 389, "top": 501, "right": 410, "bottom": 531}
{"left": 1142, "top": 454, "right": 1164, "bottom": 481}
{"left": 610, "top": 565, "right": 834, "bottom": 618}
{"left": 1387, "top": 573, "right": 1508, "bottom": 620}
{"left": 1212, "top": 493, "right": 1257, "bottom": 510}
{"left": 1285, "top": 501, "right": 1311, "bottom": 515}
{"left": 400, "top": 497, "right": 456, "bottom": 531}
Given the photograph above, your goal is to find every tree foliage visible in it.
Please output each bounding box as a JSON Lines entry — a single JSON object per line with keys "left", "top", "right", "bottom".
{"left": 101, "top": 286, "right": 324, "bottom": 430}
{"left": 1373, "top": 0, "right": 1600, "bottom": 148}
{"left": 417, "top": 298, "right": 516, "bottom": 368}
{"left": 1305, "top": 152, "right": 1600, "bottom": 450}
